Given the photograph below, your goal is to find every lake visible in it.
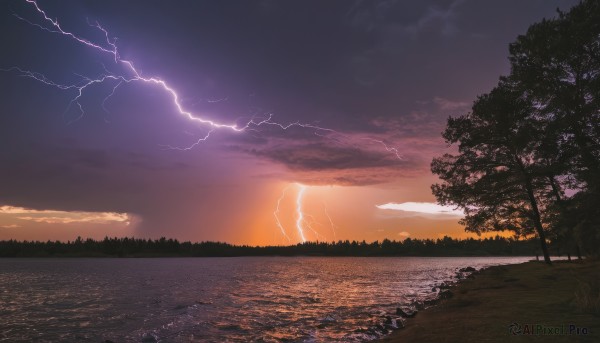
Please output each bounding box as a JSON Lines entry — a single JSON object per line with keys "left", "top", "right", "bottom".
{"left": 0, "top": 256, "right": 531, "bottom": 342}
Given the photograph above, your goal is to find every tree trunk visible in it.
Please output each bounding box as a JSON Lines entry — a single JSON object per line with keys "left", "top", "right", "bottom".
{"left": 514, "top": 157, "right": 552, "bottom": 264}
{"left": 548, "top": 176, "right": 584, "bottom": 258}
{"left": 530, "top": 202, "right": 552, "bottom": 265}
{"left": 548, "top": 177, "right": 562, "bottom": 203}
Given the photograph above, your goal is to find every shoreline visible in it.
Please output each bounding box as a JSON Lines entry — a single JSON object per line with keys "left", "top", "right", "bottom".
{"left": 0, "top": 254, "right": 541, "bottom": 258}
{"left": 377, "top": 260, "right": 599, "bottom": 342}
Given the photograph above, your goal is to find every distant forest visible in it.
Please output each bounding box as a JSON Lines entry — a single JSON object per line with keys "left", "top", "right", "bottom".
{"left": 0, "top": 236, "right": 561, "bottom": 258}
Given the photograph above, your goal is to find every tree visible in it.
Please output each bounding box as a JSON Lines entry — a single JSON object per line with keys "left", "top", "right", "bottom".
{"left": 432, "top": 0, "right": 600, "bottom": 261}
{"left": 509, "top": 0, "right": 600, "bottom": 255}
{"left": 432, "top": 80, "right": 552, "bottom": 264}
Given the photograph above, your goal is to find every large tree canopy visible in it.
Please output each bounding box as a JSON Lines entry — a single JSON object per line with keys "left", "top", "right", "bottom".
{"left": 432, "top": 0, "right": 600, "bottom": 263}
{"left": 432, "top": 81, "right": 552, "bottom": 263}
{"left": 509, "top": 0, "right": 600, "bottom": 188}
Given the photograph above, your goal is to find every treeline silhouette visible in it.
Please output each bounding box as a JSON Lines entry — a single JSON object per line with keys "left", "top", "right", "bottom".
{"left": 0, "top": 236, "right": 547, "bottom": 257}
{"left": 431, "top": 0, "right": 600, "bottom": 264}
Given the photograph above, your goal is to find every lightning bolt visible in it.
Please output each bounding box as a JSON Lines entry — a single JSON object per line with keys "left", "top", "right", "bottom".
{"left": 158, "top": 129, "right": 214, "bottom": 151}
{"left": 295, "top": 184, "right": 308, "bottom": 243}
{"left": 5, "top": 0, "right": 406, "bottom": 158}
{"left": 273, "top": 184, "right": 341, "bottom": 243}
{"left": 7, "top": 1, "right": 407, "bottom": 244}
{"left": 323, "top": 202, "right": 338, "bottom": 241}
{"left": 365, "top": 138, "right": 403, "bottom": 160}
{"left": 273, "top": 186, "right": 292, "bottom": 243}
{"left": 8, "top": 0, "right": 339, "bottom": 138}
{"left": 301, "top": 212, "right": 326, "bottom": 241}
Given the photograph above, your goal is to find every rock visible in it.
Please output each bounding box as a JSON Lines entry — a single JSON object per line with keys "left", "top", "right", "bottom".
{"left": 423, "top": 298, "right": 439, "bottom": 306}
{"left": 405, "top": 309, "right": 417, "bottom": 318}
{"left": 459, "top": 266, "right": 476, "bottom": 273}
{"left": 422, "top": 293, "right": 439, "bottom": 307}
{"left": 439, "top": 289, "right": 453, "bottom": 299}
{"left": 409, "top": 299, "right": 426, "bottom": 310}
{"left": 395, "top": 318, "right": 406, "bottom": 329}
{"left": 321, "top": 315, "right": 336, "bottom": 323}
{"left": 384, "top": 317, "right": 405, "bottom": 330}
{"left": 366, "top": 328, "right": 379, "bottom": 336}
{"left": 141, "top": 334, "right": 157, "bottom": 343}
{"left": 396, "top": 307, "right": 417, "bottom": 318}
{"left": 432, "top": 281, "right": 452, "bottom": 292}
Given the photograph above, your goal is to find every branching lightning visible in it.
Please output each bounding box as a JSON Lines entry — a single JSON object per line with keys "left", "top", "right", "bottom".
{"left": 273, "top": 183, "right": 339, "bottom": 243}
{"left": 323, "top": 202, "right": 338, "bottom": 241}
{"left": 6, "top": 0, "right": 406, "bottom": 157}
{"left": 365, "top": 138, "right": 403, "bottom": 160}
{"left": 7, "top": 0, "right": 366, "bottom": 147}
{"left": 295, "top": 184, "right": 308, "bottom": 243}
{"left": 158, "top": 129, "right": 214, "bottom": 151}
{"left": 273, "top": 185, "right": 292, "bottom": 243}
{"left": 302, "top": 213, "right": 328, "bottom": 242}
{"left": 7, "top": 0, "right": 406, "bottom": 244}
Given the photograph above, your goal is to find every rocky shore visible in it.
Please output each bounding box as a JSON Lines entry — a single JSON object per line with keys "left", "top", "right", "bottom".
{"left": 376, "top": 260, "right": 600, "bottom": 342}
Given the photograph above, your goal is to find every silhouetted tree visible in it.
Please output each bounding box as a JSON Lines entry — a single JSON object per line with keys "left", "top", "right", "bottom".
{"left": 509, "top": 0, "right": 600, "bottom": 255}
{"left": 432, "top": 80, "right": 552, "bottom": 264}
{"left": 432, "top": 0, "right": 600, "bottom": 261}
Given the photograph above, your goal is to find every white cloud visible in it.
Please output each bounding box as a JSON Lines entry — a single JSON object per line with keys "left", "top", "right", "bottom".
{"left": 376, "top": 202, "right": 463, "bottom": 217}
{"left": 0, "top": 206, "right": 130, "bottom": 225}
{"left": 0, "top": 224, "right": 20, "bottom": 229}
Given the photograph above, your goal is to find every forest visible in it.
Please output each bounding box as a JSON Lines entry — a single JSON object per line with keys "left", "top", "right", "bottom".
{"left": 0, "top": 236, "right": 555, "bottom": 257}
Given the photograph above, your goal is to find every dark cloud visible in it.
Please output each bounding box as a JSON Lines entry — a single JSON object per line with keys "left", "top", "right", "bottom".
{"left": 294, "top": 167, "right": 414, "bottom": 186}
{"left": 249, "top": 143, "right": 400, "bottom": 171}
{"left": 0, "top": 0, "right": 579, "bottom": 240}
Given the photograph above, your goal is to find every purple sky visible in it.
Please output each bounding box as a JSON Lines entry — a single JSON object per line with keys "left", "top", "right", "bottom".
{"left": 0, "top": 0, "right": 578, "bottom": 244}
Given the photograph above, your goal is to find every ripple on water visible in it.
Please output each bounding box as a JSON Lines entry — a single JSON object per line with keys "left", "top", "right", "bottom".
{"left": 0, "top": 256, "right": 531, "bottom": 342}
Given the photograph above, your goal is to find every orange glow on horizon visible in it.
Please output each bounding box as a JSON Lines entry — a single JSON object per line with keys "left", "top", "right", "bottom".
{"left": 239, "top": 181, "right": 509, "bottom": 247}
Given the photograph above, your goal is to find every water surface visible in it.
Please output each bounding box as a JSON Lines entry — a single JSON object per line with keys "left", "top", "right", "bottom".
{"left": 0, "top": 256, "right": 531, "bottom": 342}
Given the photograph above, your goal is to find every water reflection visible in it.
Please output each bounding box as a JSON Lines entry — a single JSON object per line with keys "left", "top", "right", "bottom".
{"left": 0, "top": 256, "right": 530, "bottom": 342}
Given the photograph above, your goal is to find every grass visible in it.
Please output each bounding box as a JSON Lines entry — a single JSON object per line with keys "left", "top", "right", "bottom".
{"left": 378, "top": 260, "right": 600, "bottom": 343}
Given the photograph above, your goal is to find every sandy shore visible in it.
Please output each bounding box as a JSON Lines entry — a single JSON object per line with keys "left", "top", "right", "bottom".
{"left": 377, "top": 260, "right": 599, "bottom": 343}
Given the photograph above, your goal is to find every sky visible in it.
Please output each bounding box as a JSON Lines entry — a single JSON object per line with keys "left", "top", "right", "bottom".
{"left": 0, "top": 0, "right": 578, "bottom": 245}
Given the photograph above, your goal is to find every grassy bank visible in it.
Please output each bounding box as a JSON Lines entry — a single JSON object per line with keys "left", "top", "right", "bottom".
{"left": 379, "top": 260, "right": 600, "bottom": 343}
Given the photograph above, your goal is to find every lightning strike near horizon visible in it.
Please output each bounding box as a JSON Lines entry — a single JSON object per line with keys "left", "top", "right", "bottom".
{"left": 4, "top": 0, "right": 409, "bottom": 245}
{"left": 273, "top": 186, "right": 292, "bottom": 243}
{"left": 295, "top": 184, "right": 308, "bottom": 243}
{"left": 5, "top": 0, "right": 407, "bottom": 158}
{"left": 273, "top": 184, "right": 341, "bottom": 243}
{"left": 302, "top": 213, "right": 328, "bottom": 242}
{"left": 323, "top": 202, "right": 338, "bottom": 241}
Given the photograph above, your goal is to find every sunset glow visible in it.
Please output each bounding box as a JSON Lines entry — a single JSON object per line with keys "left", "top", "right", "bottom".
{"left": 0, "top": 0, "right": 576, "bottom": 244}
